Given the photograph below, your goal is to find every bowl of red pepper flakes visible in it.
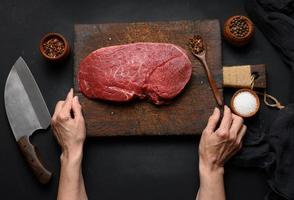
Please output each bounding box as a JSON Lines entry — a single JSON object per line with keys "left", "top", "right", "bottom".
{"left": 39, "top": 33, "right": 70, "bottom": 62}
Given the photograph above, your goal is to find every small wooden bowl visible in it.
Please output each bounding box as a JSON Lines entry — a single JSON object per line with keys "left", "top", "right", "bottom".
{"left": 223, "top": 15, "right": 254, "bottom": 46}
{"left": 39, "top": 33, "right": 70, "bottom": 62}
{"left": 230, "top": 89, "right": 260, "bottom": 118}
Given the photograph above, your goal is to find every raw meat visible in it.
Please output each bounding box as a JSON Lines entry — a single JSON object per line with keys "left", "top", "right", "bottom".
{"left": 78, "top": 42, "right": 192, "bottom": 105}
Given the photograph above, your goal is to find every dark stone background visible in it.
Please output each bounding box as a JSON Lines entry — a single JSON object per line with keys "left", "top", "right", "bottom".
{"left": 0, "top": 0, "right": 291, "bottom": 199}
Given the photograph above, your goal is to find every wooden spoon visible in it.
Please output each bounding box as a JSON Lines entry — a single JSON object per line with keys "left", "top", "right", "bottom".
{"left": 188, "top": 35, "right": 223, "bottom": 106}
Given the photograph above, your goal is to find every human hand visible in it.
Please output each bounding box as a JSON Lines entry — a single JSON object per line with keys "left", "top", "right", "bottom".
{"left": 51, "top": 89, "right": 86, "bottom": 161}
{"left": 199, "top": 105, "right": 246, "bottom": 174}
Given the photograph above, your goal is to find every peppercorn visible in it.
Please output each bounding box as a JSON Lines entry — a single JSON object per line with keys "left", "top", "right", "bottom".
{"left": 188, "top": 35, "right": 205, "bottom": 55}
{"left": 223, "top": 15, "right": 254, "bottom": 46}
{"left": 229, "top": 16, "right": 250, "bottom": 38}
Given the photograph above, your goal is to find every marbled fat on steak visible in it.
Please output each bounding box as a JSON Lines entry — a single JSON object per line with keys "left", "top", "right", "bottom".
{"left": 78, "top": 43, "right": 192, "bottom": 105}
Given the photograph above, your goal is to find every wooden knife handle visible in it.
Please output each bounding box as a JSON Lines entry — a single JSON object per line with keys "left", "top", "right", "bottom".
{"left": 17, "top": 136, "right": 52, "bottom": 184}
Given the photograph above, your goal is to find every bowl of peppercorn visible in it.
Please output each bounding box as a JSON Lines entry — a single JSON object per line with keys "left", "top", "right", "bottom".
{"left": 40, "top": 33, "right": 70, "bottom": 62}
{"left": 223, "top": 15, "right": 254, "bottom": 46}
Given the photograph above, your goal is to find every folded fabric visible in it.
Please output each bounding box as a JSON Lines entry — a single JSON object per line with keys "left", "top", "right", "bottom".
{"left": 231, "top": 0, "right": 294, "bottom": 199}
{"left": 245, "top": 0, "right": 294, "bottom": 101}
{"left": 234, "top": 104, "right": 294, "bottom": 200}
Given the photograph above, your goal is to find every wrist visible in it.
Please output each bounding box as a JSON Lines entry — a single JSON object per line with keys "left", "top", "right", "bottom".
{"left": 198, "top": 160, "right": 226, "bottom": 200}
{"left": 199, "top": 161, "right": 224, "bottom": 191}
{"left": 60, "top": 145, "right": 83, "bottom": 165}
{"left": 199, "top": 159, "right": 224, "bottom": 177}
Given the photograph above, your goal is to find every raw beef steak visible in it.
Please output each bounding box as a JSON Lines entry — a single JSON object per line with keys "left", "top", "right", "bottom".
{"left": 78, "top": 42, "right": 192, "bottom": 105}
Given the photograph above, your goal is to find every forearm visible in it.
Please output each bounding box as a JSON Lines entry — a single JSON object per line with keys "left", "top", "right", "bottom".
{"left": 196, "top": 161, "right": 225, "bottom": 200}
{"left": 57, "top": 147, "right": 88, "bottom": 200}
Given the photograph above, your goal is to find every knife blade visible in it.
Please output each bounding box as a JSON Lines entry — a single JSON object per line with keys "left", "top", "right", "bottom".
{"left": 4, "top": 57, "right": 52, "bottom": 184}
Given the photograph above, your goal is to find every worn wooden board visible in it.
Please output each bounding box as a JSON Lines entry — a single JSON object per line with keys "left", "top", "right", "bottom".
{"left": 74, "top": 20, "right": 223, "bottom": 137}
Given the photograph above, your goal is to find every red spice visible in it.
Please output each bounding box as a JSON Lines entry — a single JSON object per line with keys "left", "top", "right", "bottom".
{"left": 42, "top": 37, "right": 65, "bottom": 58}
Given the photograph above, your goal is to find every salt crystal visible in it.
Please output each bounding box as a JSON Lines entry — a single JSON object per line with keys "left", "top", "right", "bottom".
{"left": 233, "top": 91, "right": 257, "bottom": 116}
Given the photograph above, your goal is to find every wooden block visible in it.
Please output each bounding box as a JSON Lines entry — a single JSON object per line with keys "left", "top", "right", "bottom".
{"left": 223, "top": 64, "right": 266, "bottom": 89}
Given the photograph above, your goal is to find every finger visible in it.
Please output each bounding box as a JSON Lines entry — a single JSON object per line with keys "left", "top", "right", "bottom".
{"left": 224, "top": 139, "right": 244, "bottom": 163}
{"left": 229, "top": 114, "right": 244, "bottom": 137}
{"left": 222, "top": 148, "right": 238, "bottom": 164}
{"left": 220, "top": 125, "right": 247, "bottom": 164}
{"left": 236, "top": 125, "right": 247, "bottom": 144}
{"left": 203, "top": 107, "right": 221, "bottom": 133}
{"left": 72, "top": 96, "right": 83, "bottom": 119}
{"left": 54, "top": 101, "right": 64, "bottom": 114}
{"left": 52, "top": 101, "right": 64, "bottom": 120}
{"left": 60, "top": 88, "right": 74, "bottom": 117}
{"left": 218, "top": 105, "right": 233, "bottom": 133}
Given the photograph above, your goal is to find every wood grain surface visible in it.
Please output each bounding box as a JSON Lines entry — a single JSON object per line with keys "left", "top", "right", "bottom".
{"left": 223, "top": 64, "right": 267, "bottom": 89}
{"left": 18, "top": 136, "right": 52, "bottom": 184}
{"left": 250, "top": 64, "right": 267, "bottom": 89}
{"left": 74, "top": 20, "right": 223, "bottom": 137}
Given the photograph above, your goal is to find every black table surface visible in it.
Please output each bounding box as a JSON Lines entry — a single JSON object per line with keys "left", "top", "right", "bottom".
{"left": 0, "top": 0, "right": 292, "bottom": 199}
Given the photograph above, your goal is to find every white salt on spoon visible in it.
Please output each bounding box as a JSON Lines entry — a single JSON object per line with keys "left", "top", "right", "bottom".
{"left": 231, "top": 89, "right": 260, "bottom": 118}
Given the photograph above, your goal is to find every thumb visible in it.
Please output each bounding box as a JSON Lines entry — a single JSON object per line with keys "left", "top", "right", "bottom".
{"left": 72, "top": 96, "right": 83, "bottom": 119}
{"left": 61, "top": 88, "right": 74, "bottom": 116}
{"left": 203, "top": 107, "right": 221, "bottom": 134}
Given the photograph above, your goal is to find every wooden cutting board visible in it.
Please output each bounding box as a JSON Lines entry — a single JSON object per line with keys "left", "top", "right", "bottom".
{"left": 74, "top": 20, "right": 223, "bottom": 137}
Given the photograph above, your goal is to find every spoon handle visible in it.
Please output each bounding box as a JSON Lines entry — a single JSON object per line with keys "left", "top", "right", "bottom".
{"left": 201, "top": 57, "right": 223, "bottom": 106}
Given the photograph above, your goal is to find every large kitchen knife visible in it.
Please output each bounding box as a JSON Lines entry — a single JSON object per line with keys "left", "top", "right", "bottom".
{"left": 4, "top": 57, "right": 52, "bottom": 184}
